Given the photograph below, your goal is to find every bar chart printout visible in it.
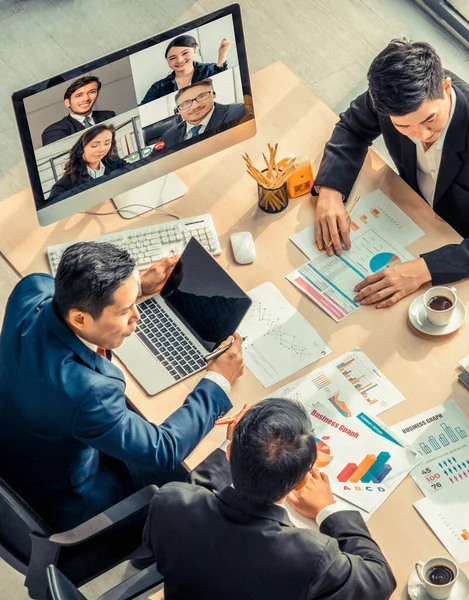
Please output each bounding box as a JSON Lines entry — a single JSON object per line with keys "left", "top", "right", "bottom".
{"left": 393, "top": 400, "right": 469, "bottom": 496}
{"left": 309, "top": 401, "right": 419, "bottom": 513}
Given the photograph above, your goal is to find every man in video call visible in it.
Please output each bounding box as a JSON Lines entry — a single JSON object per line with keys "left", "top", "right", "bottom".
{"left": 41, "top": 76, "right": 116, "bottom": 146}
{"left": 161, "top": 78, "right": 245, "bottom": 147}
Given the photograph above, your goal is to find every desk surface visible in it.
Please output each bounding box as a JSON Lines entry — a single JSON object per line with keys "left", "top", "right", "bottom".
{"left": 2, "top": 61, "right": 469, "bottom": 596}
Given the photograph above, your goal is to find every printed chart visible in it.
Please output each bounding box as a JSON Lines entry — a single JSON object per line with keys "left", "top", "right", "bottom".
{"left": 289, "top": 189, "right": 424, "bottom": 261}
{"left": 286, "top": 230, "right": 414, "bottom": 322}
{"left": 266, "top": 348, "right": 404, "bottom": 417}
{"left": 414, "top": 487, "right": 469, "bottom": 563}
{"left": 308, "top": 401, "right": 419, "bottom": 513}
{"left": 238, "top": 282, "right": 331, "bottom": 387}
{"left": 393, "top": 400, "right": 469, "bottom": 496}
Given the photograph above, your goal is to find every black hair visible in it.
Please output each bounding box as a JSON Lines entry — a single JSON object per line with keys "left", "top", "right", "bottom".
{"left": 175, "top": 78, "right": 214, "bottom": 105}
{"left": 230, "top": 398, "right": 317, "bottom": 504}
{"left": 64, "top": 124, "right": 118, "bottom": 184}
{"left": 53, "top": 242, "right": 136, "bottom": 321}
{"left": 165, "top": 34, "right": 198, "bottom": 59}
{"left": 64, "top": 76, "right": 101, "bottom": 101}
{"left": 367, "top": 39, "right": 445, "bottom": 117}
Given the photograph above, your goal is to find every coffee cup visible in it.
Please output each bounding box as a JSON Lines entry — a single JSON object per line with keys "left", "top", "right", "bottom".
{"left": 423, "top": 286, "right": 457, "bottom": 327}
{"left": 415, "top": 556, "right": 459, "bottom": 599}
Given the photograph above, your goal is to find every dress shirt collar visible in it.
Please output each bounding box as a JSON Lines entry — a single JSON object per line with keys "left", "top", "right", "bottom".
{"left": 87, "top": 161, "right": 106, "bottom": 179}
{"left": 76, "top": 334, "right": 98, "bottom": 353}
{"left": 185, "top": 104, "right": 215, "bottom": 139}
{"left": 69, "top": 111, "right": 93, "bottom": 124}
{"left": 216, "top": 486, "right": 293, "bottom": 527}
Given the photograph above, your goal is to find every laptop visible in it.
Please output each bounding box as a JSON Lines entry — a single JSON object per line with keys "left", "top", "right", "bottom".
{"left": 114, "top": 237, "right": 252, "bottom": 395}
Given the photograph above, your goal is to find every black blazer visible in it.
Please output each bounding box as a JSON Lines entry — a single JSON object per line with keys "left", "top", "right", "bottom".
{"left": 41, "top": 110, "right": 116, "bottom": 146}
{"left": 161, "top": 102, "right": 246, "bottom": 148}
{"left": 143, "top": 450, "right": 396, "bottom": 600}
{"left": 314, "top": 71, "right": 469, "bottom": 285}
{"left": 48, "top": 155, "right": 128, "bottom": 201}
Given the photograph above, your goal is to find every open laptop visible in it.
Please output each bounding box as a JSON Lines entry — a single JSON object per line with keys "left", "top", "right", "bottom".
{"left": 114, "top": 237, "right": 252, "bottom": 395}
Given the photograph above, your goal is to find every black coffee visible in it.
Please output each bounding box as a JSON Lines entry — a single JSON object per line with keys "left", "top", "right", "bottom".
{"left": 427, "top": 296, "right": 453, "bottom": 311}
{"left": 426, "top": 565, "right": 455, "bottom": 585}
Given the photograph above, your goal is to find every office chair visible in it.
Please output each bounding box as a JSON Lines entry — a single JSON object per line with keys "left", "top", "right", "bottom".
{"left": 0, "top": 475, "right": 162, "bottom": 600}
{"left": 46, "top": 564, "right": 163, "bottom": 600}
{"left": 142, "top": 115, "right": 179, "bottom": 146}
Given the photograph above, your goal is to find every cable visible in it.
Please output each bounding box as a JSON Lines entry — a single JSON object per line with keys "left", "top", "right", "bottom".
{"left": 81, "top": 204, "right": 181, "bottom": 219}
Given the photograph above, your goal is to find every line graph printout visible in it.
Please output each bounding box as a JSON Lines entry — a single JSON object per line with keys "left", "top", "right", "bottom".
{"left": 287, "top": 230, "right": 414, "bottom": 322}
{"left": 393, "top": 400, "right": 469, "bottom": 497}
{"left": 237, "top": 282, "right": 331, "bottom": 387}
{"left": 290, "top": 190, "right": 424, "bottom": 261}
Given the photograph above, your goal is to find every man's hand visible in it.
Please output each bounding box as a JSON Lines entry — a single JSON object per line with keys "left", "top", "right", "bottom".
{"left": 286, "top": 469, "right": 335, "bottom": 519}
{"left": 139, "top": 256, "right": 179, "bottom": 296}
{"left": 216, "top": 403, "right": 251, "bottom": 440}
{"left": 354, "top": 257, "right": 432, "bottom": 308}
{"left": 217, "top": 38, "right": 232, "bottom": 65}
{"left": 207, "top": 332, "right": 244, "bottom": 386}
{"left": 315, "top": 186, "right": 350, "bottom": 256}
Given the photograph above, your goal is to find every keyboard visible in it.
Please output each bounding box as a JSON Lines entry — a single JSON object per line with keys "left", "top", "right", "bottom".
{"left": 47, "top": 214, "right": 222, "bottom": 275}
{"left": 136, "top": 297, "right": 206, "bottom": 381}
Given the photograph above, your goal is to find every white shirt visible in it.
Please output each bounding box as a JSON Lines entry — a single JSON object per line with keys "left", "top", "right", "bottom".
{"left": 184, "top": 106, "right": 216, "bottom": 140}
{"left": 411, "top": 87, "right": 456, "bottom": 207}
{"left": 86, "top": 161, "right": 106, "bottom": 179}
{"left": 70, "top": 111, "right": 95, "bottom": 126}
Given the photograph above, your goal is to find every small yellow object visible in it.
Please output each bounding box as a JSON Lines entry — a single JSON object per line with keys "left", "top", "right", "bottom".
{"left": 282, "top": 155, "right": 314, "bottom": 198}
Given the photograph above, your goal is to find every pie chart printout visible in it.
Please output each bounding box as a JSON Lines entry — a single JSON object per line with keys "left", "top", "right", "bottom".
{"left": 369, "top": 252, "right": 401, "bottom": 273}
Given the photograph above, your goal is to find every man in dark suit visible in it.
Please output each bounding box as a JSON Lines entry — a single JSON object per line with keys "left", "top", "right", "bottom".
{"left": 160, "top": 78, "right": 245, "bottom": 148}
{"left": 313, "top": 39, "right": 469, "bottom": 307}
{"left": 41, "top": 76, "right": 116, "bottom": 146}
{"left": 143, "top": 398, "right": 396, "bottom": 600}
{"left": 0, "top": 242, "right": 243, "bottom": 531}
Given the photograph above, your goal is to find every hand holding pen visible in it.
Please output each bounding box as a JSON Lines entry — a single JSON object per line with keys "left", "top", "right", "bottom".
{"left": 206, "top": 332, "right": 245, "bottom": 386}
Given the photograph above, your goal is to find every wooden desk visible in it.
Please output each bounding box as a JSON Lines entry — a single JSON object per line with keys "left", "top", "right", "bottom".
{"left": 1, "top": 62, "right": 468, "bottom": 597}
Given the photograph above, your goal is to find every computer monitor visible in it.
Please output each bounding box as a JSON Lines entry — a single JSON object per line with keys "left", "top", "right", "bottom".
{"left": 12, "top": 3, "right": 255, "bottom": 226}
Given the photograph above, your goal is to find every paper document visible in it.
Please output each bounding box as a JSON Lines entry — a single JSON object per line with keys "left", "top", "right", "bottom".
{"left": 306, "top": 401, "right": 419, "bottom": 513}
{"left": 266, "top": 348, "right": 404, "bottom": 417}
{"left": 393, "top": 400, "right": 469, "bottom": 496}
{"left": 238, "top": 282, "right": 331, "bottom": 387}
{"left": 414, "top": 488, "right": 469, "bottom": 564}
{"left": 290, "top": 190, "right": 424, "bottom": 261}
{"left": 459, "top": 354, "right": 469, "bottom": 371}
{"left": 287, "top": 230, "right": 414, "bottom": 321}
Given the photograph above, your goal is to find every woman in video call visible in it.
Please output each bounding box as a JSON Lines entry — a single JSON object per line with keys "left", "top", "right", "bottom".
{"left": 48, "top": 124, "right": 128, "bottom": 200}
{"left": 140, "top": 34, "right": 232, "bottom": 104}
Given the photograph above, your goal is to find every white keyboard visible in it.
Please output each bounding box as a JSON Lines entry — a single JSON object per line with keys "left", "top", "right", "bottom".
{"left": 47, "top": 214, "right": 222, "bottom": 275}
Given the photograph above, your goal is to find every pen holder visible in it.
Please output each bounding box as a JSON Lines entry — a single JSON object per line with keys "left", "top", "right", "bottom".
{"left": 257, "top": 171, "right": 289, "bottom": 214}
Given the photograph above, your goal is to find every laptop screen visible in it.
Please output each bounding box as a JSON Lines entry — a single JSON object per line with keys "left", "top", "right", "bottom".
{"left": 161, "top": 237, "right": 251, "bottom": 352}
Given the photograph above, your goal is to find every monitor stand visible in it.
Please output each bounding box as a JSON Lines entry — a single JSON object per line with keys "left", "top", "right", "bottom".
{"left": 111, "top": 173, "right": 187, "bottom": 219}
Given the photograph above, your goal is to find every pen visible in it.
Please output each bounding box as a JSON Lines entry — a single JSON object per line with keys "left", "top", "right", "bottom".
{"left": 325, "top": 196, "right": 360, "bottom": 249}
{"left": 204, "top": 336, "right": 248, "bottom": 362}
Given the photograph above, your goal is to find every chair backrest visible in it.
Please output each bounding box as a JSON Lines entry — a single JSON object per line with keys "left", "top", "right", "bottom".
{"left": 47, "top": 565, "right": 87, "bottom": 600}
{"left": 0, "top": 475, "right": 52, "bottom": 573}
{"left": 143, "top": 114, "right": 179, "bottom": 145}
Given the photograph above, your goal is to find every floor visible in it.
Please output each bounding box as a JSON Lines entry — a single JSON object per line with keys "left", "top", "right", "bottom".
{"left": 0, "top": 0, "right": 468, "bottom": 598}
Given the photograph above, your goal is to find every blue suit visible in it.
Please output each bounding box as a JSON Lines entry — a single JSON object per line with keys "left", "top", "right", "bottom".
{"left": 0, "top": 274, "right": 231, "bottom": 530}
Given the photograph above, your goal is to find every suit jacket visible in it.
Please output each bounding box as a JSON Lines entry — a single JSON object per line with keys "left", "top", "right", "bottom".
{"left": 48, "top": 154, "right": 128, "bottom": 201}
{"left": 0, "top": 275, "right": 231, "bottom": 530}
{"left": 41, "top": 110, "right": 116, "bottom": 146}
{"left": 143, "top": 451, "right": 396, "bottom": 600}
{"left": 161, "top": 102, "right": 246, "bottom": 148}
{"left": 314, "top": 71, "right": 469, "bottom": 285}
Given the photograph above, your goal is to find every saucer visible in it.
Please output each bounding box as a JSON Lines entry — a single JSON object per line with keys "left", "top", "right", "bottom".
{"left": 408, "top": 567, "right": 469, "bottom": 599}
{"left": 408, "top": 294, "right": 466, "bottom": 336}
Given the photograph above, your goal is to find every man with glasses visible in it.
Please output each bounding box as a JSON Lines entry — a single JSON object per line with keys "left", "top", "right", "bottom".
{"left": 161, "top": 78, "right": 245, "bottom": 147}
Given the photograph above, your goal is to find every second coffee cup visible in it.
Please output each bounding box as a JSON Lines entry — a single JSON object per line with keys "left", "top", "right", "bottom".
{"left": 423, "top": 286, "right": 457, "bottom": 327}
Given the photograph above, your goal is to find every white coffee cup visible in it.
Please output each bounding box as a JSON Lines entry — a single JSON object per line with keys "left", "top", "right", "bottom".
{"left": 415, "top": 556, "right": 459, "bottom": 599}
{"left": 423, "top": 286, "right": 457, "bottom": 327}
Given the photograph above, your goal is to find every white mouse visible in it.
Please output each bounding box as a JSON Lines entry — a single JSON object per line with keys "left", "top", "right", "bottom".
{"left": 230, "top": 231, "right": 256, "bottom": 264}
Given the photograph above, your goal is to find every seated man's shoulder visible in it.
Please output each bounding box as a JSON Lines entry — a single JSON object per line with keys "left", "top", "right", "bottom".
{"left": 151, "top": 482, "right": 213, "bottom": 513}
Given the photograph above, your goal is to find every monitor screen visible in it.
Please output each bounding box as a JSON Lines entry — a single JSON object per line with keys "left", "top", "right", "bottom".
{"left": 161, "top": 237, "right": 252, "bottom": 351}
{"left": 12, "top": 4, "right": 255, "bottom": 226}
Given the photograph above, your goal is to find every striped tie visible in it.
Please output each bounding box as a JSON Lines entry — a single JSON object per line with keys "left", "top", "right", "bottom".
{"left": 83, "top": 116, "right": 92, "bottom": 128}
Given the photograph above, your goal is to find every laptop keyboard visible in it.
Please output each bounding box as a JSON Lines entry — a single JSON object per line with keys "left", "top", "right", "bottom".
{"left": 136, "top": 297, "right": 206, "bottom": 381}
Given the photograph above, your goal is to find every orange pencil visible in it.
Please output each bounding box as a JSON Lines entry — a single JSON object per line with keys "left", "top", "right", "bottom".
{"left": 215, "top": 417, "right": 236, "bottom": 425}
{"left": 325, "top": 196, "right": 360, "bottom": 249}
